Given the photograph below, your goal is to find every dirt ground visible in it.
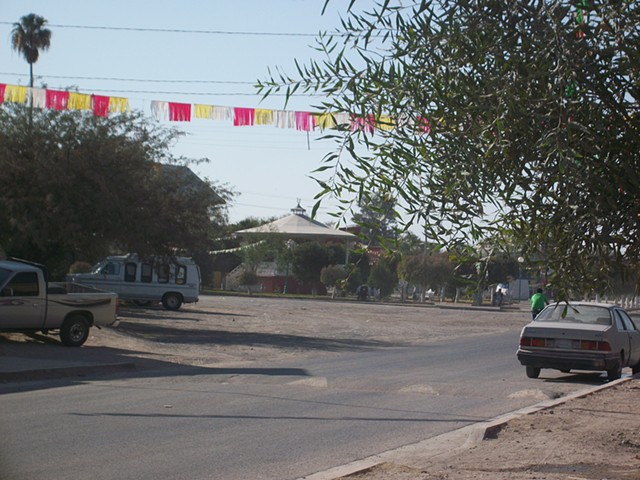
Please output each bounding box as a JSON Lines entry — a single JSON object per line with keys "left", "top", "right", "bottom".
{"left": 2, "top": 294, "right": 639, "bottom": 479}
{"left": 340, "top": 380, "right": 640, "bottom": 480}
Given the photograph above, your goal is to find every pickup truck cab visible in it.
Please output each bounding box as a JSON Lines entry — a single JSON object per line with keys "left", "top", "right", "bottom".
{"left": 0, "top": 259, "right": 118, "bottom": 346}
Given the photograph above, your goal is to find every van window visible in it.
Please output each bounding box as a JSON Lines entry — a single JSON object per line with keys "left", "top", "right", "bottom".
{"left": 141, "top": 263, "right": 153, "bottom": 283}
{"left": 6, "top": 272, "right": 39, "bottom": 296}
{"left": 176, "top": 265, "right": 187, "bottom": 285}
{"left": 158, "top": 264, "right": 170, "bottom": 284}
{"left": 125, "top": 262, "right": 137, "bottom": 282}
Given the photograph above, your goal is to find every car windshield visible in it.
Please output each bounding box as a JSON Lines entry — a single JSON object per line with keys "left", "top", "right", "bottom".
{"left": 536, "top": 304, "right": 612, "bottom": 325}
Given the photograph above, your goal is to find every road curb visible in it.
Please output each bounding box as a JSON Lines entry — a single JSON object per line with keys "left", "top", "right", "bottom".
{"left": 299, "top": 376, "right": 633, "bottom": 480}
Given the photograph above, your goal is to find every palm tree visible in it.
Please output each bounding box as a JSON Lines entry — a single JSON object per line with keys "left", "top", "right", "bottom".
{"left": 11, "top": 13, "right": 52, "bottom": 89}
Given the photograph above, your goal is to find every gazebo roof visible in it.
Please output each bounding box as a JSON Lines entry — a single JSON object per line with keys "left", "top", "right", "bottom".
{"left": 234, "top": 204, "right": 356, "bottom": 241}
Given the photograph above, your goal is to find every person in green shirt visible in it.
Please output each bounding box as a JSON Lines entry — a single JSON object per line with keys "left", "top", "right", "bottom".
{"left": 530, "top": 288, "right": 549, "bottom": 319}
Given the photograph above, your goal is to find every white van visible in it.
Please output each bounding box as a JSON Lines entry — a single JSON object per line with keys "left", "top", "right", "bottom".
{"left": 68, "top": 254, "right": 200, "bottom": 310}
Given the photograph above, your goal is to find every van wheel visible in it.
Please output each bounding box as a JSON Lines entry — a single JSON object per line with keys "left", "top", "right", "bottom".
{"left": 162, "top": 293, "right": 182, "bottom": 310}
{"left": 60, "top": 315, "right": 90, "bottom": 347}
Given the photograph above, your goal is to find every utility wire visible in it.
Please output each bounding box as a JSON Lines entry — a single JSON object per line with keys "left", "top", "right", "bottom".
{"left": 58, "top": 89, "right": 317, "bottom": 96}
{"left": 0, "top": 76, "right": 319, "bottom": 97}
{"left": 0, "top": 21, "right": 338, "bottom": 37}
{"left": 0, "top": 21, "right": 388, "bottom": 38}
{"left": 0, "top": 72, "right": 254, "bottom": 85}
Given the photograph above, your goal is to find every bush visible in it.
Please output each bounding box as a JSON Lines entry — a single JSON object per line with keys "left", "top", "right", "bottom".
{"left": 238, "top": 270, "right": 258, "bottom": 286}
{"left": 368, "top": 260, "right": 397, "bottom": 299}
{"left": 69, "top": 261, "right": 92, "bottom": 274}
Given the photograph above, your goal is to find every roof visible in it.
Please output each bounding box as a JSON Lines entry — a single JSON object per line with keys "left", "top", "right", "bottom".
{"left": 549, "top": 301, "right": 619, "bottom": 309}
{"left": 234, "top": 213, "right": 356, "bottom": 241}
{"left": 155, "top": 164, "right": 225, "bottom": 205}
{"left": 0, "top": 259, "right": 45, "bottom": 273}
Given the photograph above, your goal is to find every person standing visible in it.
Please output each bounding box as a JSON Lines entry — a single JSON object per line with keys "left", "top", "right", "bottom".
{"left": 530, "top": 288, "right": 549, "bottom": 319}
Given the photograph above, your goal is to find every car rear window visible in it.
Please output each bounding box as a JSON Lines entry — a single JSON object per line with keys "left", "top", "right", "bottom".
{"left": 536, "top": 305, "right": 612, "bottom": 325}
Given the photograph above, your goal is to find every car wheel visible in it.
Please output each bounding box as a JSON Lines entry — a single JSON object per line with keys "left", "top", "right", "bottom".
{"left": 607, "top": 356, "right": 623, "bottom": 381}
{"left": 526, "top": 366, "right": 541, "bottom": 379}
{"left": 633, "top": 362, "right": 640, "bottom": 375}
{"left": 162, "top": 293, "right": 182, "bottom": 311}
{"left": 60, "top": 315, "right": 90, "bottom": 347}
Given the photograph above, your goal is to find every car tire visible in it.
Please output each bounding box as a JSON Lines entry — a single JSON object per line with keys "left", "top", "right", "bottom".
{"left": 632, "top": 362, "right": 640, "bottom": 375}
{"left": 60, "top": 315, "right": 90, "bottom": 347}
{"left": 162, "top": 293, "right": 182, "bottom": 311}
{"left": 607, "top": 356, "right": 622, "bottom": 381}
{"left": 526, "top": 366, "right": 541, "bottom": 379}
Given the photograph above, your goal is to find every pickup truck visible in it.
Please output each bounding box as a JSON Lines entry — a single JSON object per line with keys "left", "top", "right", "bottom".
{"left": 0, "top": 259, "right": 118, "bottom": 346}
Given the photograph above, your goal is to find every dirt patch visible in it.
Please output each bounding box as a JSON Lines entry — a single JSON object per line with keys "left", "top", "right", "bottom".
{"left": 341, "top": 379, "right": 640, "bottom": 479}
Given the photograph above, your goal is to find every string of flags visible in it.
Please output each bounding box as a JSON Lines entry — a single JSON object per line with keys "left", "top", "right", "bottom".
{"left": 0, "top": 82, "right": 430, "bottom": 134}
{"left": 0, "top": 83, "right": 130, "bottom": 116}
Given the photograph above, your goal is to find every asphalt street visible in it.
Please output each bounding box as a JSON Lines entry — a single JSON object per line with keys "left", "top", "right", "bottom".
{"left": 0, "top": 330, "right": 607, "bottom": 480}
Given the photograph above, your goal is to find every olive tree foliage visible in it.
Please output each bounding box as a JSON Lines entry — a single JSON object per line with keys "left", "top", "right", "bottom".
{"left": 0, "top": 105, "right": 233, "bottom": 276}
{"left": 350, "top": 192, "right": 398, "bottom": 246}
{"left": 291, "top": 241, "right": 330, "bottom": 286}
{"left": 398, "top": 252, "right": 453, "bottom": 300}
{"left": 258, "top": 0, "right": 640, "bottom": 299}
{"left": 367, "top": 256, "right": 398, "bottom": 298}
{"left": 320, "top": 264, "right": 348, "bottom": 297}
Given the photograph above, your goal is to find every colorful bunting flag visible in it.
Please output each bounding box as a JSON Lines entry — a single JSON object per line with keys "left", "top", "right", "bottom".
{"left": 0, "top": 81, "right": 430, "bottom": 135}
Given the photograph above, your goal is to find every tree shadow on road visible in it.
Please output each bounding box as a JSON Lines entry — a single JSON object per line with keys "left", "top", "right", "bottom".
{"left": 114, "top": 321, "right": 404, "bottom": 351}
{"left": 0, "top": 333, "right": 312, "bottom": 394}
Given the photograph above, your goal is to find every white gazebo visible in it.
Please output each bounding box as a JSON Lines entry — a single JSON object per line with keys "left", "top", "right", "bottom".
{"left": 233, "top": 203, "right": 356, "bottom": 242}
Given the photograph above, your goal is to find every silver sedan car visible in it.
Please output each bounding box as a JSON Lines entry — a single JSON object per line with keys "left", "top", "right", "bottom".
{"left": 517, "top": 302, "right": 640, "bottom": 381}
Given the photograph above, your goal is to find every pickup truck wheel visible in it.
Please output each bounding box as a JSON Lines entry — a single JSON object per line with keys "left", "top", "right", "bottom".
{"left": 162, "top": 293, "right": 182, "bottom": 311}
{"left": 526, "top": 366, "right": 541, "bottom": 379}
{"left": 60, "top": 315, "right": 90, "bottom": 347}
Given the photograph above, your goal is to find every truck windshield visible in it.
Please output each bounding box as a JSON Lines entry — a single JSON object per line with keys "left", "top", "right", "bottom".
{"left": 0, "top": 267, "right": 12, "bottom": 287}
{"left": 90, "top": 261, "right": 107, "bottom": 274}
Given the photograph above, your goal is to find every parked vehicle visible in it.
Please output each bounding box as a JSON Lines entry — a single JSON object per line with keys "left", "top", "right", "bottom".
{"left": 67, "top": 254, "right": 200, "bottom": 310}
{"left": 517, "top": 302, "right": 640, "bottom": 381}
{"left": 0, "top": 259, "right": 118, "bottom": 346}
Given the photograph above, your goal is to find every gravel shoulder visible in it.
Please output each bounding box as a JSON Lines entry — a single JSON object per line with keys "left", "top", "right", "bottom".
{"left": 1, "top": 294, "right": 639, "bottom": 479}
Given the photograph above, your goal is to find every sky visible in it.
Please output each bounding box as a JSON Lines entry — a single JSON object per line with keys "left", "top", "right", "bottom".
{"left": 0, "top": 0, "right": 371, "bottom": 226}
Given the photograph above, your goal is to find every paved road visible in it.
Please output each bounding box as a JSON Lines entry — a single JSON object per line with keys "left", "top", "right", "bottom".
{"left": 0, "top": 329, "right": 604, "bottom": 480}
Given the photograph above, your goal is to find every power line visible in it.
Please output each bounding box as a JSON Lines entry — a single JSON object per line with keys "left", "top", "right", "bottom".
{"left": 0, "top": 80, "right": 318, "bottom": 97}
{"left": 62, "top": 88, "right": 317, "bottom": 96}
{"left": 0, "top": 21, "right": 337, "bottom": 37}
{"left": 0, "top": 73, "right": 317, "bottom": 97}
{"left": 0, "top": 72, "right": 254, "bottom": 85}
{"left": 0, "top": 21, "right": 388, "bottom": 38}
